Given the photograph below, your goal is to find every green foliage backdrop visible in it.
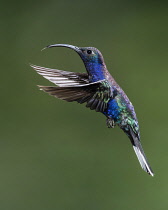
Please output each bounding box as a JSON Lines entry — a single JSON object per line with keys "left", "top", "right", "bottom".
{"left": 1, "top": 1, "right": 168, "bottom": 209}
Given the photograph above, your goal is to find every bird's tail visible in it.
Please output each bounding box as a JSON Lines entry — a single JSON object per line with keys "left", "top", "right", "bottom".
{"left": 126, "top": 128, "right": 154, "bottom": 176}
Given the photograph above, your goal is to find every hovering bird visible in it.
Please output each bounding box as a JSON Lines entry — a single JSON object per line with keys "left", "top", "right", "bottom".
{"left": 31, "top": 44, "right": 154, "bottom": 176}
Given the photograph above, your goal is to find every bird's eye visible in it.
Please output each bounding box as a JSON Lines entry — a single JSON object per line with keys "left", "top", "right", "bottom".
{"left": 87, "top": 50, "right": 92, "bottom": 54}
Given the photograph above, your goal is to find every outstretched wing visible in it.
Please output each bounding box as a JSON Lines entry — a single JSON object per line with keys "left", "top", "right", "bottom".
{"left": 30, "top": 64, "right": 89, "bottom": 87}
{"left": 38, "top": 80, "right": 112, "bottom": 112}
{"left": 31, "top": 64, "right": 112, "bottom": 112}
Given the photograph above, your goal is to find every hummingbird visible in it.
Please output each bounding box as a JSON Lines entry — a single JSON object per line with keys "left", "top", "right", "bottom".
{"left": 31, "top": 44, "right": 154, "bottom": 176}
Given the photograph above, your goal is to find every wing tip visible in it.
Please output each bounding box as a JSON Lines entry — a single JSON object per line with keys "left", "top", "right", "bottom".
{"left": 29, "top": 63, "right": 35, "bottom": 68}
{"left": 30, "top": 63, "right": 41, "bottom": 70}
{"left": 37, "top": 85, "right": 47, "bottom": 91}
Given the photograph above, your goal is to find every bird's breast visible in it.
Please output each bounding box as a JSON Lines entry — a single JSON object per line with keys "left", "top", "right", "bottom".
{"left": 103, "top": 98, "right": 122, "bottom": 122}
{"left": 85, "top": 62, "right": 106, "bottom": 82}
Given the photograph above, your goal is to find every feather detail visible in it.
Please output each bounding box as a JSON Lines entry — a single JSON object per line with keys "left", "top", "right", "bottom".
{"left": 30, "top": 64, "right": 89, "bottom": 87}
{"left": 129, "top": 127, "right": 154, "bottom": 176}
{"left": 38, "top": 80, "right": 112, "bottom": 112}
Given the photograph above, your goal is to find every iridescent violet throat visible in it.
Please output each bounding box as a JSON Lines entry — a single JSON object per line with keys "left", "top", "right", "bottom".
{"left": 31, "top": 44, "right": 154, "bottom": 176}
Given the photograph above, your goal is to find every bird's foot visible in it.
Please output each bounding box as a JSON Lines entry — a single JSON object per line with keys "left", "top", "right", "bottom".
{"left": 106, "top": 118, "right": 115, "bottom": 128}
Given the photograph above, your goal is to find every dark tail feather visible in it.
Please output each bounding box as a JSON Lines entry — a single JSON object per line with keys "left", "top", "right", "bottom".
{"left": 128, "top": 128, "right": 154, "bottom": 176}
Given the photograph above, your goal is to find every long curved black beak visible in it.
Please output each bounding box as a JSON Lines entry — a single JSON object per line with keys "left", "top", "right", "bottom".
{"left": 42, "top": 44, "right": 80, "bottom": 52}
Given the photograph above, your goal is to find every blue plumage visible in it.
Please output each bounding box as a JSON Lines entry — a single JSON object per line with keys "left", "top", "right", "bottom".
{"left": 104, "top": 99, "right": 120, "bottom": 121}
{"left": 86, "top": 62, "right": 105, "bottom": 82}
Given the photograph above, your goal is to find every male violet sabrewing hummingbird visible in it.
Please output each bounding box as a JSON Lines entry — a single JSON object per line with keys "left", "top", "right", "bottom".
{"left": 31, "top": 44, "right": 154, "bottom": 176}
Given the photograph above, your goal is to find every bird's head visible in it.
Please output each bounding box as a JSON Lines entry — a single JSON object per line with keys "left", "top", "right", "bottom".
{"left": 77, "top": 47, "right": 105, "bottom": 65}
{"left": 43, "top": 44, "right": 107, "bottom": 81}
{"left": 43, "top": 44, "right": 105, "bottom": 65}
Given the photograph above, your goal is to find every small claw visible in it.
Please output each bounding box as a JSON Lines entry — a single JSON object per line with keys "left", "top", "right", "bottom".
{"left": 106, "top": 118, "right": 115, "bottom": 128}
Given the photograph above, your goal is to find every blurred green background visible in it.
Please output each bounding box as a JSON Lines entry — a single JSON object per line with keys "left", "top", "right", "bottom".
{"left": 1, "top": 0, "right": 168, "bottom": 209}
